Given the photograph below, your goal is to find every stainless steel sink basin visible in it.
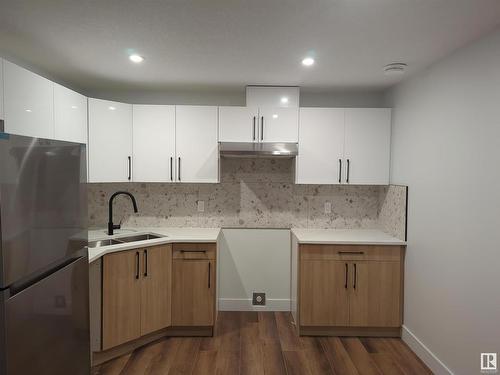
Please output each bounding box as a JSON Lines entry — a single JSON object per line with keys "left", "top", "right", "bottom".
{"left": 116, "top": 234, "right": 163, "bottom": 242}
{"left": 87, "top": 239, "right": 124, "bottom": 248}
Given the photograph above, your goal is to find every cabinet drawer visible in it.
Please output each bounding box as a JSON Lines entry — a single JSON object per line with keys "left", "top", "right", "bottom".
{"left": 300, "top": 244, "right": 403, "bottom": 262}
{"left": 173, "top": 243, "right": 216, "bottom": 260}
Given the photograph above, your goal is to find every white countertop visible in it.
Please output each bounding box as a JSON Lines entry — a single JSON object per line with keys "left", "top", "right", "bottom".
{"left": 291, "top": 228, "right": 406, "bottom": 245}
{"left": 87, "top": 227, "right": 221, "bottom": 263}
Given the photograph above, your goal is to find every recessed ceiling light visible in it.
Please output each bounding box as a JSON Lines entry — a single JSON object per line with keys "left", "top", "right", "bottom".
{"left": 384, "top": 63, "right": 407, "bottom": 76}
{"left": 280, "top": 97, "right": 289, "bottom": 104}
{"left": 108, "top": 106, "right": 116, "bottom": 111}
{"left": 302, "top": 57, "right": 315, "bottom": 66}
{"left": 71, "top": 105, "right": 78, "bottom": 109}
{"left": 129, "top": 54, "right": 144, "bottom": 63}
{"left": 25, "top": 109, "right": 32, "bottom": 112}
{"left": 272, "top": 114, "right": 279, "bottom": 119}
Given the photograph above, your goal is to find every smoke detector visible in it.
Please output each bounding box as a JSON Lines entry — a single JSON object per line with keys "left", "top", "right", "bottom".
{"left": 384, "top": 63, "right": 407, "bottom": 76}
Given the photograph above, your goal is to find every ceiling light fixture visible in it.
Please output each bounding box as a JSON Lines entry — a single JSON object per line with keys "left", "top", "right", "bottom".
{"left": 272, "top": 114, "right": 279, "bottom": 119}
{"left": 302, "top": 57, "right": 315, "bottom": 66}
{"left": 25, "top": 109, "right": 32, "bottom": 113}
{"left": 108, "top": 106, "right": 116, "bottom": 111}
{"left": 71, "top": 105, "right": 78, "bottom": 109}
{"left": 129, "top": 54, "right": 144, "bottom": 63}
{"left": 384, "top": 63, "right": 407, "bottom": 76}
{"left": 280, "top": 97, "right": 289, "bottom": 104}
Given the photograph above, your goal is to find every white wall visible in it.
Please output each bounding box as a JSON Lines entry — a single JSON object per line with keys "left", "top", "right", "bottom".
{"left": 218, "top": 228, "right": 291, "bottom": 311}
{"left": 387, "top": 28, "right": 500, "bottom": 375}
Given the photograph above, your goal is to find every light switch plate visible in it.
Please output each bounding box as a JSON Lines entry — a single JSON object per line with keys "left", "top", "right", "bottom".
{"left": 197, "top": 200, "right": 205, "bottom": 212}
{"left": 324, "top": 201, "right": 332, "bottom": 214}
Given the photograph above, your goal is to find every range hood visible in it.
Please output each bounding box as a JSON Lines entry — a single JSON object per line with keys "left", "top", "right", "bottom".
{"left": 219, "top": 142, "right": 298, "bottom": 158}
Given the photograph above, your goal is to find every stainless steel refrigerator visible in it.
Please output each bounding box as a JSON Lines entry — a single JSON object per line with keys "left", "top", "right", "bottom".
{"left": 0, "top": 132, "right": 90, "bottom": 374}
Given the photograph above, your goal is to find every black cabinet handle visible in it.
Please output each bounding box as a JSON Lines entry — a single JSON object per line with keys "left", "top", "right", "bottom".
{"left": 178, "top": 157, "right": 181, "bottom": 181}
{"left": 143, "top": 250, "right": 148, "bottom": 277}
{"left": 344, "top": 263, "right": 348, "bottom": 289}
{"left": 135, "top": 252, "right": 139, "bottom": 279}
{"left": 338, "top": 159, "right": 342, "bottom": 183}
{"left": 208, "top": 262, "right": 211, "bottom": 288}
{"left": 346, "top": 159, "right": 350, "bottom": 183}
{"left": 170, "top": 157, "right": 173, "bottom": 181}
{"left": 180, "top": 250, "right": 207, "bottom": 253}
{"left": 339, "top": 251, "right": 365, "bottom": 255}
{"left": 253, "top": 116, "right": 256, "bottom": 141}
{"left": 128, "top": 156, "right": 131, "bottom": 181}
{"left": 260, "top": 116, "right": 264, "bottom": 141}
{"left": 353, "top": 263, "right": 357, "bottom": 289}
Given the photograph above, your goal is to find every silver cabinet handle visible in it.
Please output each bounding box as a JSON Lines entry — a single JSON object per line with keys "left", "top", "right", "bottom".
{"left": 178, "top": 157, "right": 181, "bottom": 181}
{"left": 338, "top": 159, "right": 342, "bottom": 183}
{"left": 253, "top": 116, "right": 256, "bottom": 141}
{"left": 170, "top": 157, "right": 173, "bottom": 181}
{"left": 260, "top": 116, "right": 264, "bottom": 141}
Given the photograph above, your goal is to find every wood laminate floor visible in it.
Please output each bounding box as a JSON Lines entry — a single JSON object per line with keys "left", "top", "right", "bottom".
{"left": 92, "top": 312, "right": 432, "bottom": 375}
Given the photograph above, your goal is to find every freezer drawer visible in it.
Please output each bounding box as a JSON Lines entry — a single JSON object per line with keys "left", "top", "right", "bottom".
{"left": 1, "top": 256, "right": 90, "bottom": 375}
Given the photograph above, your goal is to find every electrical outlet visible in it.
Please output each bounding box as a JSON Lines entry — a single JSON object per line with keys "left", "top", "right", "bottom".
{"left": 324, "top": 201, "right": 332, "bottom": 214}
{"left": 197, "top": 200, "right": 205, "bottom": 212}
{"left": 252, "top": 292, "right": 266, "bottom": 306}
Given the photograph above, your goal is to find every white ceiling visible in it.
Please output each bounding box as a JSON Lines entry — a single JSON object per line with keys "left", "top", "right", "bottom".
{"left": 0, "top": 0, "right": 499, "bottom": 94}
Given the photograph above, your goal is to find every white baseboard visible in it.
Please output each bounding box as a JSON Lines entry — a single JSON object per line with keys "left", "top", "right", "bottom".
{"left": 402, "top": 325, "right": 454, "bottom": 375}
{"left": 218, "top": 298, "right": 291, "bottom": 311}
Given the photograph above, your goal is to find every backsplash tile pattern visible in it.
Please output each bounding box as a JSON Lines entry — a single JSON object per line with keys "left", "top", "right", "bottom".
{"left": 88, "top": 159, "right": 406, "bottom": 238}
{"left": 378, "top": 185, "right": 407, "bottom": 240}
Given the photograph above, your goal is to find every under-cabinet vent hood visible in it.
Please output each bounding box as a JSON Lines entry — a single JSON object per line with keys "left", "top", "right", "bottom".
{"left": 219, "top": 142, "right": 298, "bottom": 158}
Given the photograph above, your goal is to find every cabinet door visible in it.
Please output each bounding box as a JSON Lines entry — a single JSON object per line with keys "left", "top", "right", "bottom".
{"left": 54, "top": 83, "right": 88, "bottom": 144}
{"left": 175, "top": 106, "right": 218, "bottom": 183}
{"left": 218, "top": 106, "right": 258, "bottom": 142}
{"left": 349, "top": 262, "right": 401, "bottom": 327}
{"left": 300, "top": 260, "right": 349, "bottom": 326}
{"left": 3, "top": 60, "right": 54, "bottom": 138}
{"left": 344, "top": 108, "right": 391, "bottom": 185}
{"left": 133, "top": 105, "right": 175, "bottom": 182}
{"left": 296, "top": 108, "right": 345, "bottom": 184}
{"left": 141, "top": 245, "right": 172, "bottom": 336}
{"left": 172, "top": 259, "right": 215, "bottom": 326}
{"left": 102, "top": 250, "right": 141, "bottom": 350}
{"left": 88, "top": 98, "right": 132, "bottom": 182}
{"left": 258, "top": 107, "right": 299, "bottom": 142}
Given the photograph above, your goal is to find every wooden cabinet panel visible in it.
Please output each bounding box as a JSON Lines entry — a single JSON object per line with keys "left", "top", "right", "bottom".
{"left": 300, "top": 260, "right": 349, "bottom": 326}
{"left": 172, "top": 243, "right": 216, "bottom": 260}
{"left": 300, "top": 244, "right": 402, "bottom": 262}
{"left": 102, "top": 250, "right": 141, "bottom": 350}
{"left": 140, "top": 245, "right": 172, "bottom": 336}
{"left": 172, "top": 259, "right": 215, "bottom": 326}
{"left": 349, "top": 261, "right": 402, "bottom": 327}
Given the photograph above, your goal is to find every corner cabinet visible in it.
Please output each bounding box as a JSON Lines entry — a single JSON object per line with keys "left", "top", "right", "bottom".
{"left": 296, "top": 108, "right": 391, "bottom": 185}
{"left": 102, "top": 244, "right": 172, "bottom": 350}
{"left": 88, "top": 98, "right": 133, "bottom": 183}
{"left": 295, "top": 244, "right": 404, "bottom": 337}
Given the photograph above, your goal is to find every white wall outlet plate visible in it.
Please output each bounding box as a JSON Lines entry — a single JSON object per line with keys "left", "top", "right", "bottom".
{"left": 197, "top": 200, "right": 205, "bottom": 212}
{"left": 324, "top": 201, "right": 332, "bottom": 214}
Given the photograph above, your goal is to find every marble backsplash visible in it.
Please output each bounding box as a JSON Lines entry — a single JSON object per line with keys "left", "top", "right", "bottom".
{"left": 88, "top": 159, "right": 407, "bottom": 239}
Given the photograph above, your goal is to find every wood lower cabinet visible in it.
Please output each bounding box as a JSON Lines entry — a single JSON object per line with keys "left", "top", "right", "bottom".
{"left": 172, "top": 243, "right": 216, "bottom": 326}
{"left": 296, "top": 244, "right": 404, "bottom": 337}
{"left": 102, "top": 244, "right": 172, "bottom": 350}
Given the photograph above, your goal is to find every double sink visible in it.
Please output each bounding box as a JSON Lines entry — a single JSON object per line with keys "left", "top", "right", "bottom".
{"left": 87, "top": 233, "right": 163, "bottom": 248}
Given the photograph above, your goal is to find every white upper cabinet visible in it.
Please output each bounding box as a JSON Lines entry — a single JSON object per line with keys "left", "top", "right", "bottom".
{"left": 175, "top": 106, "right": 218, "bottom": 183}
{"left": 0, "top": 59, "right": 4, "bottom": 121}
{"left": 88, "top": 99, "right": 133, "bottom": 183}
{"left": 3, "top": 60, "right": 54, "bottom": 139}
{"left": 296, "top": 108, "right": 345, "bottom": 184}
{"left": 54, "top": 83, "right": 87, "bottom": 144}
{"left": 133, "top": 105, "right": 176, "bottom": 182}
{"left": 258, "top": 107, "right": 299, "bottom": 142}
{"left": 344, "top": 108, "right": 391, "bottom": 185}
{"left": 218, "top": 106, "right": 258, "bottom": 142}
